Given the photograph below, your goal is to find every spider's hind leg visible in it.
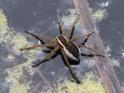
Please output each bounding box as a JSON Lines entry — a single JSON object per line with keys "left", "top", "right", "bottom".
{"left": 32, "top": 46, "right": 60, "bottom": 67}
{"left": 61, "top": 49, "right": 81, "bottom": 84}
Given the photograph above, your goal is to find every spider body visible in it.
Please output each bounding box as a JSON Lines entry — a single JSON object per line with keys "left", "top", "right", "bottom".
{"left": 21, "top": 16, "right": 104, "bottom": 84}
{"left": 56, "top": 35, "right": 80, "bottom": 63}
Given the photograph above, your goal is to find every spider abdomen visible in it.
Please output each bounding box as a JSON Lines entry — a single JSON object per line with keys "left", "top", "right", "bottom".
{"left": 56, "top": 36, "right": 80, "bottom": 64}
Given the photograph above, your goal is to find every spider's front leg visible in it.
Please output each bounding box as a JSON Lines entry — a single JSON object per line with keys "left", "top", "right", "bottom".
{"left": 66, "top": 15, "right": 80, "bottom": 39}
{"left": 57, "top": 18, "right": 64, "bottom": 35}
{"left": 32, "top": 46, "right": 60, "bottom": 67}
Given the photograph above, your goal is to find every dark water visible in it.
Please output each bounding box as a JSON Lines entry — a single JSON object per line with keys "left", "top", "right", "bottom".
{"left": 88, "top": 0, "right": 124, "bottom": 85}
{"left": 99, "top": 0, "right": 124, "bottom": 84}
{"left": 0, "top": 0, "right": 124, "bottom": 92}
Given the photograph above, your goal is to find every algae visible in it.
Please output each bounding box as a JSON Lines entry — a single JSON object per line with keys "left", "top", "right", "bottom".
{"left": 0, "top": 9, "right": 8, "bottom": 29}
{"left": 56, "top": 73, "right": 105, "bottom": 93}
{"left": 0, "top": 9, "right": 38, "bottom": 93}
{"left": 92, "top": 9, "right": 107, "bottom": 23}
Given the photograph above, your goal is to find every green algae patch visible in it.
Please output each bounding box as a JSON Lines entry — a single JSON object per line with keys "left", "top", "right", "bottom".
{"left": 61, "top": 8, "right": 106, "bottom": 24}
{"left": 9, "top": 83, "right": 28, "bottom": 93}
{"left": 92, "top": 9, "right": 107, "bottom": 23}
{"left": 0, "top": 9, "right": 8, "bottom": 29}
{"left": 11, "top": 34, "right": 29, "bottom": 49}
{"left": 0, "top": 9, "right": 39, "bottom": 93}
{"left": 57, "top": 73, "right": 105, "bottom": 93}
{"left": 61, "top": 9, "right": 78, "bottom": 25}
{"left": 0, "top": 9, "right": 11, "bottom": 43}
{"left": 6, "top": 62, "right": 34, "bottom": 93}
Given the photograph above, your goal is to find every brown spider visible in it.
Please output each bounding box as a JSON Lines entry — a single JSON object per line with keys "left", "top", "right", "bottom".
{"left": 20, "top": 16, "right": 104, "bottom": 84}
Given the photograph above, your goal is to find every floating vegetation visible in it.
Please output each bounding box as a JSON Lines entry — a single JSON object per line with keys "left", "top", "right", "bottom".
{"left": 92, "top": 9, "right": 107, "bottom": 23}
{"left": 60, "top": 9, "right": 78, "bottom": 25}
{"left": 0, "top": 9, "right": 8, "bottom": 29}
{"left": 6, "top": 62, "right": 34, "bottom": 93}
{"left": 56, "top": 73, "right": 105, "bottom": 93}
{"left": 9, "top": 83, "right": 27, "bottom": 93}
{"left": 112, "top": 58, "right": 120, "bottom": 67}
{"left": 0, "top": 9, "right": 38, "bottom": 93}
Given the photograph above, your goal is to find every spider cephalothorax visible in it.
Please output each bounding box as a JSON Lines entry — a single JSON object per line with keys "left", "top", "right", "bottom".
{"left": 21, "top": 17, "right": 104, "bottom": 83}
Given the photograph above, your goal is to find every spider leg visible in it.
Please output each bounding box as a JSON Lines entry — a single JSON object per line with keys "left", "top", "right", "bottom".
{"left": 81, "top": 32, "right": 95, "bottom": 45}
{"left": 78, "top": 44, "right": 94, "bottom": 51}
{"left": 57, "top": 18, "right": 64, "bottom": 35}
{"left": 81, "top": 53, "right": 105, "bottom": 57}
{"left": 25, "top": 31, "right": 45, "bottom": 44}
{"left": 25, "top": 31, "right": 51, "bottom": 44}
{"left": 67, "top": 15, "right": 80, "bottom": 39}
{"left": 78, "top": 44, "right": 105, "bottom": 57}
{"left": 61, "top": 49, "right": 81, "bottom": 84}
{"left": 42, "top": 49, "right": 52, "bottom": 53}
{"left": 32, "top": 46, "right": 60, "bottom": 67}
{"left": 20, "top": 39, "right": 57, "bottom": 51}
{"left": 20, "top": 44, "right": 46, "bottom": 51}
{"left": 71, "top": 31, "right": 94, "bottom": 42}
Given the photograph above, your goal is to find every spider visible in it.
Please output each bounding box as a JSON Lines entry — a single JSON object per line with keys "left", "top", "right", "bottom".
{"left": 20, "top": 16, "right": 104, "bottom": 84}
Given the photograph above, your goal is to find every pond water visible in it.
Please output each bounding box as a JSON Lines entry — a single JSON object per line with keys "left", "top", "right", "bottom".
{"left": 0, "top": 0, "right": 124, "bottom": 93}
